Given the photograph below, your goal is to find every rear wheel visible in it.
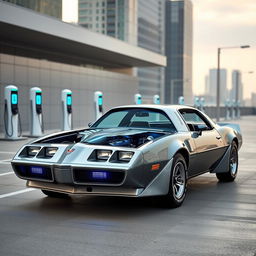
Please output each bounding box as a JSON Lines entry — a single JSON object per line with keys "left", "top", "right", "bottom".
{"left": 41, "top": 189, "right": 69, "bottom": 198}
{"left": 216, "top": 141, "right": 238, "bottom": 182}
{"left": 161, "top": 154, "right": 187, "bottom": 208}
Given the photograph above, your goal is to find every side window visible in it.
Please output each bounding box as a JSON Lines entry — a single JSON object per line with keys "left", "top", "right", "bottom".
{"left": 180, "top": 110, "right": 212, "bottom": 131}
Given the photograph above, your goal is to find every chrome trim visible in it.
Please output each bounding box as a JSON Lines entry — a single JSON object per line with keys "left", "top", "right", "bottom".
{"left": 27, "top": 180, "right": 143, "bottom": 197}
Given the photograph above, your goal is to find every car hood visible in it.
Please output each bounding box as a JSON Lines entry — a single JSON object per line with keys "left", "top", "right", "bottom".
{"left": 80, "top": 128, "right": 168, "bottom": 148}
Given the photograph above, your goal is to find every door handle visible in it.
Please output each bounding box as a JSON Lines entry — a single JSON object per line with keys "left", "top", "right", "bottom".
{"left": 216, "top": 136, "right": 222, "bottom": 140}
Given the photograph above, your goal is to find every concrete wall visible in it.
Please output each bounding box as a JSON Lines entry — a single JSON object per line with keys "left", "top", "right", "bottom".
{"left": 0, "top": 52, "right": 138, "bottom": 133}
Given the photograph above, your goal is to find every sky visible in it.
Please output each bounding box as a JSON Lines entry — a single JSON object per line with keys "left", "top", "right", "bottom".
{"left": 62, "top": 0, "right": 256, "bottom": 100}
{"left": 192, "top": 0, "right": 256, "bottom": 99}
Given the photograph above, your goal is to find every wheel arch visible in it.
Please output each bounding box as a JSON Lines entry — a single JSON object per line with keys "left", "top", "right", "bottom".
{"left": 175, "top": 148, "right": 189, "bottom": 169}
{"left": 233, "top": 137, "right": 239, "bottom": 147}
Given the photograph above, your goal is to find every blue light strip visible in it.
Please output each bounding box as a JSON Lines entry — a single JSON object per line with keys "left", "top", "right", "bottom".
{"left": 91, "top": 171, "right": 108, "bottom": 180}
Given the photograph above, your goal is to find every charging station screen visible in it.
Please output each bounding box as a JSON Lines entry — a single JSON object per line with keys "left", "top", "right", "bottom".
{"left": 98, "top": 95, "right": 103, "bottom": 106}
{"left": 137, "top": 97, "right": 142, "bottom": 104}
{"left": 36, "top": 93, "right": 42, "bottom": 105}
{"left": 67, "top": 95, "right": 72, "bottom": 105}
{"left": 11, "top": 92, "right": 18, "bottom": 105}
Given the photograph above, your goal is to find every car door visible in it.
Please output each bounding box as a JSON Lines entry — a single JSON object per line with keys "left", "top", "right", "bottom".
{"left": 179, "top": 109, "right": 226, "bottom": 177}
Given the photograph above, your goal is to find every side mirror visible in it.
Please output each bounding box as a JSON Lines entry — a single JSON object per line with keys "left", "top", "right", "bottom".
{"left": 88, "top": 122, "right": 93, "bottom": 127}
{"left": 192, "top": 130, "right": 202, "bottom": 138}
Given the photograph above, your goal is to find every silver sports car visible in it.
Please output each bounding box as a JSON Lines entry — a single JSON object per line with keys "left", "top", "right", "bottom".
{"left": 11, "top": 105, "right": 242, "bottom": 207}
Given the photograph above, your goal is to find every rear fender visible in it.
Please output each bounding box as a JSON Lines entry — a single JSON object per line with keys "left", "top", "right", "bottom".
{"left": 217, "top": 123, "right": 242, "bottom": 149}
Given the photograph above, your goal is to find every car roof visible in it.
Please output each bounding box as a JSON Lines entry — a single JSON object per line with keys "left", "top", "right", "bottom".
{"left": 111, "top": 104, "right": 196, "bottom": 111}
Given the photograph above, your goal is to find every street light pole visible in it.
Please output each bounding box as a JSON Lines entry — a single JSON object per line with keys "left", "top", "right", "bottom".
{"left": 216, "top": 45, "right": 250, "bottom": 122}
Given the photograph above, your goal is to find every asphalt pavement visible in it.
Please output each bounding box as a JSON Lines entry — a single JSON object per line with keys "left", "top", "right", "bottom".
{"left": 0, "top": 116, "right": 255, "bottom": 256}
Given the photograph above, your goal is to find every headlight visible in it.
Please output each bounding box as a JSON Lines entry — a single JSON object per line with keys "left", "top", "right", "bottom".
{"left": 27, "top": 146, "right": 41, "bottom": 157}
{"left": 96, "top": 150, "right": 112, "bottom": 161}
{"left": 45, "top": 147, "right": 58, "bottom": 157}
{"left": 118, "top": 151, "right": 134, "bottom": 162}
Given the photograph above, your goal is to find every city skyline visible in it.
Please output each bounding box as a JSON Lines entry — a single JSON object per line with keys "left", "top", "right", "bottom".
{"left": 192, "top": 0, "right": 256, "bottom": 100}
{"left": 63, "top": 0, "right": 256, "bottom": 100}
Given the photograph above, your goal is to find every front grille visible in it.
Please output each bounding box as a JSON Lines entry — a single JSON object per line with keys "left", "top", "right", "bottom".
{"left": 13, "top": 164, "right": 53, "bottom": 181}
{"left": 73, "top": 168, "right": 125, "bottom": 185}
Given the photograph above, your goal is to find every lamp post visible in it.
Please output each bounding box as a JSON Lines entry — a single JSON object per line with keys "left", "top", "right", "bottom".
{"left": 216, "top": 45, "right": 250, "bottom": 121}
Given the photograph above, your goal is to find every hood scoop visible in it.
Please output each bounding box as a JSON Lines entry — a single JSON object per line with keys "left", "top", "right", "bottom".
{"left": 82, "top": 130, "right": 166, "bottom": 148}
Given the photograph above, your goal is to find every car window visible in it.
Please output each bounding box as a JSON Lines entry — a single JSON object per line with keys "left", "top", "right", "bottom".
{"left": 94, "top": 110, "right": 129, "bottom": 128}
{"left": 92, "top": 108, "right": 177, "bottom": 132}
{"left": 179, "top": 110, "right": 212, "bottom": 131}
{"left": 130, "top": 111, "right": 170, "bottom": 123}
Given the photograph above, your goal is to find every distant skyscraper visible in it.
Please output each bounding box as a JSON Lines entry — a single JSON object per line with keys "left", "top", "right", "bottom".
{"left": 165, "top": 0, "right": 193, "bottom": 104}
{"left": 208, "top": 68, "right": 227, "bottom": 105}
{"left": 231, "top": 70, "right": 243, "bottom": 104}
{"left": 137, "top": 0, "right": 165, "bottom": 103}
{"left": 78, "top": 0, "right": 165, "bottom": 102}
{"left": 3, "top": 0, "right": 62, "bottom": 19}
{"left": 78, "top": 0, "right": 137, "bottom": 45}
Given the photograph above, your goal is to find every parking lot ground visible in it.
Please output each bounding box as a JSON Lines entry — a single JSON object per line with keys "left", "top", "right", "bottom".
{"left": 0, "top": 116, "right": 255, "bottom": 256}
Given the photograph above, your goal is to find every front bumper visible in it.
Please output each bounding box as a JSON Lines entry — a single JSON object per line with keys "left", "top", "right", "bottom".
{"left": 27, "top": 180, "right": 143, "bottom": 197}
{"left": 12, "top": 158, "right": 172, "bottom": 197}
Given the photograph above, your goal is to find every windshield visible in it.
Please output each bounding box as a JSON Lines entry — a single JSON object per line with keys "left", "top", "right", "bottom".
{"left": 91, "top": 108, "right": 177, "bottom": 133}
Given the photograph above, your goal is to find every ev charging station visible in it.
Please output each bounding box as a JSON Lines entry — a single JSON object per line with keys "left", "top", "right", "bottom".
{"left": 200, "top": 97, "right": 205, "bottom": 112}
{"left": 94, "top": 91, "right": 103, "bottom": 120}
{"left": 61, "top": 89, "right": 72, "bottom": 131}
{"left": 153, "top": 95, "right": 160, "bottom": 104}
{"left": 134, "top": 94, "right": 142, "bottom": 105}
{"left": 194, "top": 96, "right": 200, "bottom": 109}
{"left": 30, "top": 87, "right": 43, "bottom": 137}
{"left": 178, "top": 96, "right": 185, "bottom": 105}
{"left": 4, "top": 85, "right": 22, "bottom": 140}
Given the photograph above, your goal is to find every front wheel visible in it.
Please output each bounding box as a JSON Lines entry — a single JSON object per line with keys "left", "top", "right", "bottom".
{"left": 161, "top": 154, "right": 187, "bottom": 208}
{"left": 216, "top": 141, "right": 238, "bottom": 182}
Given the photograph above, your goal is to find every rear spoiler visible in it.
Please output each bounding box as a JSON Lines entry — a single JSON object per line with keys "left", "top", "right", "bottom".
{"left": 217, "top": 123, "right": 241, "bottom": 134}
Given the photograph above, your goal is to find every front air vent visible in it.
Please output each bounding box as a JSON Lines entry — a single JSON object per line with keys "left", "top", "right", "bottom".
{"left": 13, "top": 164, "right": 53, "bottom": 182}
{"left": 73, "top": 168, "right": 125, "bottom": 185}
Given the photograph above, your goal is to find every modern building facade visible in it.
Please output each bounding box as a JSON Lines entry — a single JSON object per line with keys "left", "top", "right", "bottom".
{"left": 137, "top": 0, "right": 165, "bottom": 103}
{"left": 2, "top": 0, "right": 62, "bottom": 18}
{"left": 165, "top": 0, "right": 193, "bottom": 104}
{"left": 0, "top": 1, "right": 166, "bottom": 133}
{"left": 78, "top": 0, "right": 137, "bottom": 45}
{"left": 206, "top": 68, "right": 227, "bottom": 106}
{"left": 78, "top": 0, "right": 165, "bottom": 103}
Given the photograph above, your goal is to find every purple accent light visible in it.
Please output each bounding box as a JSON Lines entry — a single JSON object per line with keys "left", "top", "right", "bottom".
{"left": 91, "top": 171, "right": 108, "bottom": 180}
{"left": 31, "top": 166, "right": 43, "bottom": 175}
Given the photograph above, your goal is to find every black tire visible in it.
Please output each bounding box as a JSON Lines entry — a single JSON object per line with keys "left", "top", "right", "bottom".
{"left": 41, "top": 189, "right": 69, "bottom": 198}
{"left": 216, "top": 141, "right": 238, "bottom": 182}
{"left": 161, "top": 153, "right": 187, "bottom": 208}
